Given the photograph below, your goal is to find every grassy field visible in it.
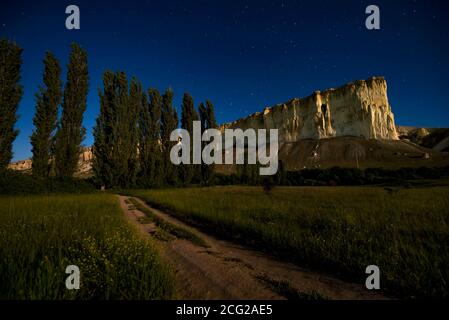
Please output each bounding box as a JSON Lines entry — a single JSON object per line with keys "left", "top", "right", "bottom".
{"left": 0, "top": 194, "right": 174, "bottom": 299}
{"left": 129, "top": 186, "right": 449, "bottom": 298}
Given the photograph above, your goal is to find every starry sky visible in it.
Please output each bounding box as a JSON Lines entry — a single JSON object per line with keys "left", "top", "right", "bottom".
{"left": 1, "top": 0, "right": 449, "bottom": 161}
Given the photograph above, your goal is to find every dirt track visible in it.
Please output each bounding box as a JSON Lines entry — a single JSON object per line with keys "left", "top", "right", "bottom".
{"left": 118, "top": 195, "right": 386, "bottom": 300}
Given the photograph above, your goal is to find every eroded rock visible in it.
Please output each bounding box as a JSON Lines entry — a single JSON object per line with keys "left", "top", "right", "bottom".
{"left": 220, "top": 77, "right": 398, "bottom": 143}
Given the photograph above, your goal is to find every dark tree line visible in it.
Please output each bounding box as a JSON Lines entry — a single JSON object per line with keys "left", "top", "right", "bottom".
{"left": 93, "top": 72, "right": 218, "bottom": 189}
{"left": 1, "top": 39, "right": 218, "bottom": 188}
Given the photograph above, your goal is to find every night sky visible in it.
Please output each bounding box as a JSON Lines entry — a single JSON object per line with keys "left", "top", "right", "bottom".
{"left": 1, "top": 0, "right": 449, "bottom": 161}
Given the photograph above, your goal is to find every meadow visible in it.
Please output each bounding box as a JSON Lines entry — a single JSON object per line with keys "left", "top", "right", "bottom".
{"left": 0, "top": 194, "right": 174, "bottom": 299}
{"left": 129, "top": 185, "right": 449, "bottom": 298}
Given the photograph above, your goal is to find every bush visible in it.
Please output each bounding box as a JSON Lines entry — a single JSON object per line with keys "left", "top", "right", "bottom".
{"left": 0, "top": 169, "right": 96, "bottom": 195}
{"left": 213, "top": 165, "right": 449, "bottom": 187}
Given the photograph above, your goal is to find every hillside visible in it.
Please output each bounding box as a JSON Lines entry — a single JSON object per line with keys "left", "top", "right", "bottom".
{"left": 278, "top": 137, "right": 449, "bottom": 170}
{"left": 397, "top": 126, "right": 449, "bottom": 152}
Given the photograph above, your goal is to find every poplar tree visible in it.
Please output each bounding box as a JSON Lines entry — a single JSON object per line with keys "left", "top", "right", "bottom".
{"left": 0, "top": 39, "right": 23, "bottom": 169}
{"left": 54, "top": 43, "right": 89, "bottom": 178}
{"left": 93, "top": 71, "right": 115, "bottom": 188}
{"left": 110, "top": 72, "right": 130, "bottom": 187}
{"left": 93, "top": 71, "right": 140, "bottom": 188}
{"left": 138, "top": 90, "right": 151, "bottom": 187}
{"left": 161, "top": 88, "right": 178, "bottom": 185}
{"left": 206, "top": 100, "right": 218, "bottom": 184}
{"left": 199, "top": 100, "right": 217, "bottom": 185}
{"left": 149, "top": 88, "right": 164, "bottom": 186}
{"left": 139, "top": 88, "right": 163, "bottom": 187}
{"left": 31, "top": 52, "right": 62, "bottom": 178}
{"left": 180, "top": 92, "right": 199, "bottom": 184}
{"left": 125, "top": 77, "right": 141, "bottom": 187}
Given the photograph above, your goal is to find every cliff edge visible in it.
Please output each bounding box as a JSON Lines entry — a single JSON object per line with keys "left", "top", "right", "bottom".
{"left": 220, "top": 77, "right": 398, "bottom": 142}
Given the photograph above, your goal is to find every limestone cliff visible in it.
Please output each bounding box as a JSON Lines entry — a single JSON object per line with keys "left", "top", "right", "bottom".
{"left": 220, "top": 77, "right": 398, "bottom": 142}
{"left": 8, "top": 147, "right": 93, "bottom": 178}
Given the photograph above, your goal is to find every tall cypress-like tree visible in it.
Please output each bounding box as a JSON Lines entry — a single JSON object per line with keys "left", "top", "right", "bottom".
{"left": 93, "top": 71, "right": 140, "bottom": 188}
{"left": 110, "top": 72, "right": 129, "bottom": 187}
{"left": 198, "top": 100, "right": 217, "bottom": 185}
{"left": 198, "top": 102, "right": 208, "bottom": 184}
{"left": 139, "top": 88, "right": 163, "bottom": 187}
{"left": 30, "top": 52, "right": 62, "bottom": 178}
{"left": 138, "top": 89, "right": 151, "bottom": 186}
{"left": 161, "top": 88, "right": 178, "bottom": 185}
{"left": 180, "top": 92, "right": 199, "bottom": 184}
{"left": 54, "top": 43, "right": 89, "bottom": 178}
{"left": 204, "top": 100, "right": 217, "bottom": 184}
{"left": 93, "top": 71, "right": 115, "bottom": 188}
{"left": 125, "top": 77, "right": 141, "bottom": 187}
{"left": 205, "top": 100, "right": 217, "bottom": 129}
{"left": 149, "top": 88, "right": 164, "bottom": 186}
{"left": 0, "top": 39, "right": 23, "bottom": 169}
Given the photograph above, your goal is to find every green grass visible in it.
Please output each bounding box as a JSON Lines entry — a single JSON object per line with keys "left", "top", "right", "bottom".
{"left": 128, "top": 198, "right": 208, "bottom": 247}
{"left": 129, "top": 186, "right": 449, "bottom": 298}
{"left": 0, "top": 194, "right": 174, "bottom": 299}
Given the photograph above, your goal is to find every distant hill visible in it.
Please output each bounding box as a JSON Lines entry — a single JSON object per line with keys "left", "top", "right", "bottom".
{"left": 397, "top": 126, "right": 449, "bottom": 152}
{"left": 8, "top": 147, "right": 93, "bottom": 178}
{"left": 278, "top": 136, "right": 449, "bottom": 170}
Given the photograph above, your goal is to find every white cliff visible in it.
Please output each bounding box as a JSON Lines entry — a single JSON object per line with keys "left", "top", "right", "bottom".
{"left": 220, "top": 77, "right": 399, "bottom": 142}
{"left": 8, "top": 147, "right": 93, "bottom": 177}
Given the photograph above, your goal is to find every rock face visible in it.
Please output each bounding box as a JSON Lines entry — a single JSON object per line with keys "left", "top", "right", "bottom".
{"left": 8, "top": 147, "right": 93, "bottom": 177}
{"left": 7, "top": 159, "right": 32, "bottom": 172}
{"left": 397, "top": 126, "right": 449, "bottom": 152}
{"left": 220, "top": 77, "right": 398, "bottom": 142}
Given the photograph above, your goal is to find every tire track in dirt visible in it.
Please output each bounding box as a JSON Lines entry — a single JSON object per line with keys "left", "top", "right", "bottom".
{"left": 118, "top": 195, "right": 387, "bottom": 300}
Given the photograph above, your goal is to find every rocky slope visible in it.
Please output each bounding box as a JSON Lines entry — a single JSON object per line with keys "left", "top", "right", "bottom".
{"left": 277, "top": 137, "right": 448, "bottom": 170}
{"left": 8, "top": 147, "right": 93, "bottom": 178}
{"left": 397, "top": 126, "right": 449, "bottom": 152}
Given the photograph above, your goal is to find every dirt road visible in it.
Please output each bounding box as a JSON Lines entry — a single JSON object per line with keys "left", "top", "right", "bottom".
{"left": 118, "top": 195, "right": 386, "bottom": 300}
